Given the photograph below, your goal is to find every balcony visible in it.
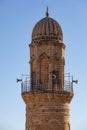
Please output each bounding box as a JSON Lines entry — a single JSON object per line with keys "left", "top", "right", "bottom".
{"left": 21, "top": 74, "right": 73, "bottom": 94}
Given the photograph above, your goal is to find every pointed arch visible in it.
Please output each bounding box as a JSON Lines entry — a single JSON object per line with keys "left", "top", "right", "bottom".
{"left": 48, "top": 119, "right": 62, "bottom": 130}
{"left": 30, "top": 55, "right": 38, "bottom": 63}
{"left": 39, "top": 52, "right": 49, "bottom": 61}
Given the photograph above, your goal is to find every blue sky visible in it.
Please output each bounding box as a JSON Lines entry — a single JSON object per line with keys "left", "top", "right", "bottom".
{"left": 0, "top": 0, "right": 87, "bottom": 130}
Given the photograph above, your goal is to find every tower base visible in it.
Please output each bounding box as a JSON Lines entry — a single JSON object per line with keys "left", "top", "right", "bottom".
{"left": 22, "top": 92, "right": 73, "bottom": 130}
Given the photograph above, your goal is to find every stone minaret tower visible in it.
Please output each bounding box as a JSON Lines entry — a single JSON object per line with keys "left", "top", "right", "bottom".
{"left": 21, "top": 10, "right": 74, "bottom": 130}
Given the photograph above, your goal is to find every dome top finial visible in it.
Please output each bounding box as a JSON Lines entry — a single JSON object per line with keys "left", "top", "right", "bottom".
{"left": 46, "top": 6, "right": 49, "bottom": 17}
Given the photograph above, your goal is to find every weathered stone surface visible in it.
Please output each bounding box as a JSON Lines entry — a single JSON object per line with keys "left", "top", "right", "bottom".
{"left": 22, "top": 14, "right": 73, "bottom": 130}
{"left": 22, "top": 92, "right": 73, "bottom": 130}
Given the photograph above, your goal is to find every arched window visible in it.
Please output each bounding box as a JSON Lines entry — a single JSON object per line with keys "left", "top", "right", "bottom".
{"left": 40, "top": 58, "right": 49, "bottom": 82}
{"left": 52, "top": 58, "right": 60, "bottom": 84}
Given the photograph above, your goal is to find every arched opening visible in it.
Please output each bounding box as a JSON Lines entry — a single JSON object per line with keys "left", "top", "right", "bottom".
{"left": 51, "top": 58, "right": 61, "bottom": 91}
{"left": 40, "top": 58, "right": 49, "bottom": 80}
{"left": 48, "top": 119, "right": 62, "bottom": 130}
{"left": 40, "top": 58, "right": 49, "bottom": 90}
{"left": 31, "top": 60, "right": 37, "bottom": 90}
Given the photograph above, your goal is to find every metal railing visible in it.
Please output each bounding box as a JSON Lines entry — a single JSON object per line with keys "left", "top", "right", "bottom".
{"left": 21, "top": 79, "right": 73, "bottom": 94}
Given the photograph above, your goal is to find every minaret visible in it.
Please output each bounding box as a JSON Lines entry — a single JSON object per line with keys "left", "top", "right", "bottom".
{"left": 21, "top": 10, "right": 74, "bottom": 130}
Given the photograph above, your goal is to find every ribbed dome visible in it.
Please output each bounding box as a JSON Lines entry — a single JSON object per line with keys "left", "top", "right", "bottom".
{"left": 32, "top": 16, "right": 63, "bottom": 42}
